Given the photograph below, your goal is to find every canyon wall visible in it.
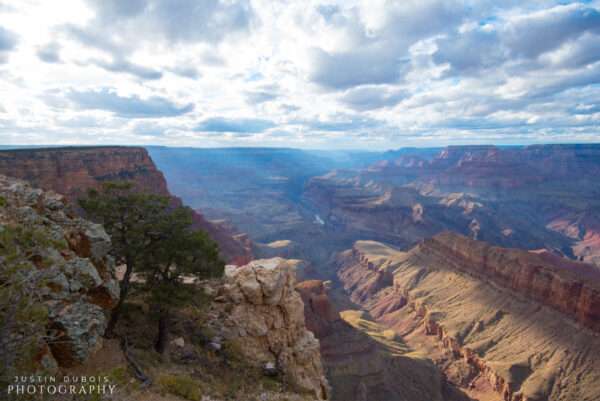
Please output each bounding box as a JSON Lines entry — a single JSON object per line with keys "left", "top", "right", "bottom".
{"left": 294, "top": 278, "right": 470, "bottom": 401}
{"left": 0, "top": 147, "right": 252, "bottom": 264}
{"left": 304, "top": 144, "right": 600, "bottom": 267}
{"left": 366, "top": 144, "right": 600, "bottom": 190}
{"left": 422, "top": 232, "right": 600, "bottom": 332}
{"left": 337, "top": 234, "right": 600, "bottom": 401}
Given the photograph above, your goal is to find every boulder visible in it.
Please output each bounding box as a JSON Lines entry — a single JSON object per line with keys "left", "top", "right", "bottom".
{"left": 209, "top": 258, "right": 330, "bottom": 400}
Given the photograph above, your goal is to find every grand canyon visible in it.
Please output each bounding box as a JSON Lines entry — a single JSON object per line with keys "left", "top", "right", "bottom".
{"left": 3, "top": 1, "right": 600, "bottom": 400}
{"left": 2, "top": 144, "right": 600, "bottom": 401}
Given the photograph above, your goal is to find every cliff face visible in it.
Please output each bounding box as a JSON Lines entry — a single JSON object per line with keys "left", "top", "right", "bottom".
{"left": 422, "top": 232, "right": 600, "bottom": 332}
{"left": 336, "top": 234, "right": 600, "bottom": 401}
{"left": 0, "top": 147, "right": 252, "bottom": 265}
{"left": 0, "top": 147, "right": 168, "bottom": 200}
{"left": 295, "top": 280, "right": 339, "bottom": 338}
{"left": 294, "top": 279, "right": 470, "bottom": 401}
{"left": 208, "top": 258, "right": 330, "bottom": 400}
{"left": 0, "top": 175, "right": 119, "bottom": 369}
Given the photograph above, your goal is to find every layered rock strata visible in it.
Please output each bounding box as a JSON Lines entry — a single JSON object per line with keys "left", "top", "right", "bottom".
{"left": 423, "top": 232, "right": 600, "bottom": 332}
{"left": 337, "top": 234, "right": 600, "bottom": 401}
{"left": 0, "top": 175, "right": 119, "bottom": 368}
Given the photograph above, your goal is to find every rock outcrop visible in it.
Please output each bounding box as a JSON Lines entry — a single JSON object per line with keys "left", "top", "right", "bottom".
{"left": 336, "top": 234, "right": 600, "bottom": 401}
{"left": 209, "top": 258, "right": 330, "bottom": 400}
{"left": 0, "top": 147, "right": 252, "bottom": 265}
{"left": 0, "top": 175, "right": 119, "bottom": 368}
{"left": 295, "top": 280, "right": 339, "bottom": 338}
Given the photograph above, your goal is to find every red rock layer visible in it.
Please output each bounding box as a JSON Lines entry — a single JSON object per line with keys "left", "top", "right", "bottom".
{"left": 423, "top": 232, "right": 600, "bottom": 332}
{"left": 296, "top": 280, "right": 340, "bottom": 337}
{"left": 0, "top": 147, "right": 252, "bottom": 264}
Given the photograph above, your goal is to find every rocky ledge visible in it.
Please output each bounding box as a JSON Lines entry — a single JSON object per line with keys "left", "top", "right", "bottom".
{"left": 0, "top": 175, "right": 119, "bottom": 368}
{"left": 209, "top": 258, "right": 330, "bottom": 400}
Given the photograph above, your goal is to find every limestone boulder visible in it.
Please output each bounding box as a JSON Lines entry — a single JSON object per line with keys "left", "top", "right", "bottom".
{"left": 210, "top": 258, "right": 330, "bottom": 400}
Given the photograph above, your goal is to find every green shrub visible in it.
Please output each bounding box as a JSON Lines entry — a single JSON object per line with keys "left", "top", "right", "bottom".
{"left": 157, "top": 374, "right": 203, "bottom": 401}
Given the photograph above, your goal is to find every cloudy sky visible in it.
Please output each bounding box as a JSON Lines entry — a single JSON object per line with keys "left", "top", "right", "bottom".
{"left": 1, "top": 0, "right": 600, "bottom": 149}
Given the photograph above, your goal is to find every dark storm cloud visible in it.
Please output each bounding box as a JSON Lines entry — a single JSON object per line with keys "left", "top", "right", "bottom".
{"left": 194, "top": 117, "right": 275, "bottom": 133}
{"left": 65, "top": 88, "right": 194, "bottom": 118}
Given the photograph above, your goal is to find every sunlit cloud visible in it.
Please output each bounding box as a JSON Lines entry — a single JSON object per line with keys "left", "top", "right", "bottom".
{"left": 0, "top": 0, "right": 599, "bottom": 149}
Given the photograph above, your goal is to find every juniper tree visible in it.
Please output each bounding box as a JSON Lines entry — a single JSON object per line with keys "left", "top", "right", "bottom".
{"left": 79, "top": 182, "right": 172, "bottom": 336}
{"left": 136, "top": 207, "right": 224, "bottom": 353}
{"left": 79, "top": 182, "right": 223, "bottom": 347}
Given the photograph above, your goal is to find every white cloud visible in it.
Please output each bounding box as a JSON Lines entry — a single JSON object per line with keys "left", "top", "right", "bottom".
{"left": 0, "top": 0, "right": 599, "bottom": 149}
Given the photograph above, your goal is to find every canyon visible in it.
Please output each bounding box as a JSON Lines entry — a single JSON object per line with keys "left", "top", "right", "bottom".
{"left": 336, "top": 234, "right": 600, "bottom": 401}
{"left": 2, "top": 144, "right": 600, "bottom": 400}
{"left": 305, "top": 144, "right": 600, "bottom": 265}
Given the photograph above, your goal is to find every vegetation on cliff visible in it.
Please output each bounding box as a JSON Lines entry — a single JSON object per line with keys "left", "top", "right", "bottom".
{"left": 79, "top": 181, "right": 224, "bottom": 352}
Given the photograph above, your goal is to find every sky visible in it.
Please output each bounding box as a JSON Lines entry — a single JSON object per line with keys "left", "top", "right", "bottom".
{"left": 1, "top": 0, "right": 600, "bottom": 149}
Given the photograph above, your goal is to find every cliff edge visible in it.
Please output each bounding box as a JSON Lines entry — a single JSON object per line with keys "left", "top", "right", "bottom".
{"left": 0, "top": 147, "right": 252, "bottom": 264}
